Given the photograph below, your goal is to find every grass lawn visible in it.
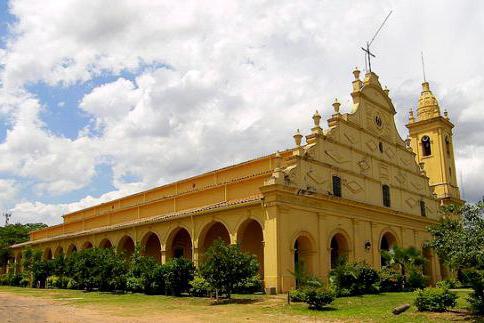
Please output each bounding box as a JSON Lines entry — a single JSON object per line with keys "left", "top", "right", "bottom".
{"left": 0, "top": 286, "right": 478, "bottom": 322}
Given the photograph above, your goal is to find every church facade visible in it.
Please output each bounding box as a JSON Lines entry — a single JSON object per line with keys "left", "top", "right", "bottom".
{"left": 8, "top": 69, "right": 461, "bottom": 293}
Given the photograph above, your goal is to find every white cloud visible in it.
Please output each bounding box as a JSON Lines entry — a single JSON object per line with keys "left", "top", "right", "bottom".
{"left": 1, "top": 1, "right": 484, "bottom": 225}
{"left": 0, "top": 179, "right": 20, "bottom": 210}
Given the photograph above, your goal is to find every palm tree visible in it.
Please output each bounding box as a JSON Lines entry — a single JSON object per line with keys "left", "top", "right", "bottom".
{"left": 381, "top": 246, "right": 426, "bottom": 287}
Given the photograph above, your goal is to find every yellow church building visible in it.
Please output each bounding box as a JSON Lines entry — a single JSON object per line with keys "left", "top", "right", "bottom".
{"left": 8, "top": 69, "right": 462, "bottom": 293}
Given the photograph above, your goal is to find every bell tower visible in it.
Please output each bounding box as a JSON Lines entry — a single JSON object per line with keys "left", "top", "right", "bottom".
{"left": 406, "top": 81, "right": 463, "bottom": 205}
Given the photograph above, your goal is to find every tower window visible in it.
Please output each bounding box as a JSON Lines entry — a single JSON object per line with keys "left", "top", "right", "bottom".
{"left": 445, "top": 137, "right": 451, "bottom": 156}
{"left": 421, "top": 136, "right": 431, "bottom": 156}
{"left": 420, "top": 200, "right": 426, "bottom": 217}
{"left": 382, "top": 185, "right": 391, "bottom": 207}
{"left": 379, "top": 142, "right": 384, "bottom": 153}
{"left": 449, "top": 167, "right": 452, "bottom": 179}
{"left": 332, "top": 176, "right": 342, "bottom": 197}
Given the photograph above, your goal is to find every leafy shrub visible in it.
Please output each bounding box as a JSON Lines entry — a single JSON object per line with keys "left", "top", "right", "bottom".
{"left": 64, "top": 248, "right": 129, "bottom": 291}
{"left": 330, "top": 261, "right": 380, "bottom": 296}
{"left": 129, "top": 251, "right": 163, "bottom": 294}
{"left": 19, "top": 275, "right": 30, "bottom": 287}
{"left": 66, "top": 277, "right": 78, "bottom": 289}
{"left": 289, "top": 289, "right": 307, "bottom": 302}
{"left": 233, "top": 274, "right": 264, "bottom": 294}
{"left": 414, "top": 287, "right": 457, "bottom": 312}
{"left": 406, "top": 270, "right": 427, "bottom": 290}
{"left": 190, "top": 275, "right": 212, "bottom": 297}
{"left": 200, "top": 239, "right": 259, "bottom": 298}
{"left": 164, "top": 257, "right": 195, "bottom": 296}
{"left": 304, "top": 288, "right": 335, "bottom": 310}
{"left": 46, "top": 275, "right": 71, "bottom": 289}
{"left": 47, "top": 275, "right": 61, "bottom": 289}
{"left": 0, "top": 274, "right": 9, "bottom": 286}
{"left": 125, "top": 276, "right": 143, "bottom": 293}
{"left": 436, "top": 278, "right": 460, "bottom": 290}
{"left": 379, "top": 267, "right": 404, "bottom": 292}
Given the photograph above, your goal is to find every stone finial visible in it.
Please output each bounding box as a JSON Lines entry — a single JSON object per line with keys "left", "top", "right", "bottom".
{"left": 353, "top": 67, "right": 361, "bottom": 80}
{"left": 405, "top": 136, "right": 411, "bottom": 148}
{"left": 332, "top": 98, "right": 341, "bottom": 114}
{"left": 384, "top": 85, "right": 390, "bottom": 96}
{"left": 293, "top": 129, "right": 303, "bottom": 147}
{"left": 409, "top": 108, "right": 415, "bottom": 123}
{"left": 274, "top": 151, "right": 282, "bottom": 170}
{"left": 312, "top": 110, "right": 321, "bottom": 127}
{"left": 444, "top": 109, "right": 449, "bottom": 119}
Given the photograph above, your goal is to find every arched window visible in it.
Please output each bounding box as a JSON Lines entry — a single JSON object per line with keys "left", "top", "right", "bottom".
{"left": 421, "top": 136, "right": 431, "bottom": 156}
{"left": 332, "top": 176, "right": 341, "bottom": 197}
{"left": 420, "top": 200, "right": 426, "bottom": 217}
{"left": 382, "top": 185, "right": 391, "bottom": 207}
{"left": 445, "top": 137, "right": 451, "bottom": 156}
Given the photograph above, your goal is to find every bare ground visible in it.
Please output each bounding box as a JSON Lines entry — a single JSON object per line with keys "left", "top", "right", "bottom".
{"left": 0, "top": 292, "right": 208, "bottom": 323}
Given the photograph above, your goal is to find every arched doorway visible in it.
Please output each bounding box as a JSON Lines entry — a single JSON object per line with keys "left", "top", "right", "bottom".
{"left": 237, "top": 219, "right": 264, "bottom": 276}
{"left": 380, "top": 232, "right": 397, "bottom": 267}
{"left": 294, "top": 234, "right": 314, "bottom": 277}
{"left": 330, "top": 233, "right": 350, "bottom": 269}
{"left": 54, "top": 246, "right": 64, "bottom": 259}
{"left": 117, "top": 235, "right": 135, "bottom": 257}
{"left": 66, "top": 244, "right": 77, "bottom": 256}
{"left": 200, "top": 222, "right": 231, "bottom": 253}
{"left": 167, "top": 228, "right": 193, "bottom": 260}
{"left": 43, "top": 248, "right": 53, "bottom": 260}
{"left": 99, "top": 238, "right": 113, "bottom": 249}
{"left": 141, "top": 232, "right": 162, "bottom": 263}
{"left": 81, "top": 241, "right": 93, "bottom": 250}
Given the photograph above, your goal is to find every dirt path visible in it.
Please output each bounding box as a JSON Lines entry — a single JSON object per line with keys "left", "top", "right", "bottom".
{"left": 0, "top": 292, "right": 139, "bottom": 323}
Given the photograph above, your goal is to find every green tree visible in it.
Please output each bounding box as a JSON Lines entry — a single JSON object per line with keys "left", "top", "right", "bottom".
{"left": 0, "top": 223, "right": 47, "bottom": 266}
{"left": 427, "top": 202, "right": 484, "bottom": 269}
{"left": 164, "top": 257, "right": 195, "bottom": 296}
{"left": 381, "top": 245, "right": 426, "bottom": 279}
{"left": 427, "top": 201, "right": 484, "bottom": 314}
{"left": 200, "top": 239, "right": 258, "bottom": 299}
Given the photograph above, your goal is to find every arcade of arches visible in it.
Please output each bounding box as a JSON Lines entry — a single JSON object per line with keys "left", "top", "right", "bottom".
{"left": 9, "top": 70, "right": 456, "bottom": 293}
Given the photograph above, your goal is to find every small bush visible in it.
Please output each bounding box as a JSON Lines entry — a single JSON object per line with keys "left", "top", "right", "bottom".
{"left": 233, "top": 274, "right": 264, "bottom": 294}
{"left": 46, "top": 275, "right": 60, "bottom": 289}
{"left": 436, "top": 278, "right": 460, "bottom": 290}
{"left": 304, "top": 288, "right": 335, "bottom": 310}
{"left": 66, "top": 277, "right": 78, "bottom": 289}
{"left": 379, "top": 268, "right": 404, "bottom": 292}
{"left": 126, "top": 276, "right": 143, "bottom": 293}
{"left": 406, "top": 270, "right": 427, "bottom": 290}
{"left": 0, "top": 274, "right": 8, "bottom": 286}
{"left": 330, "top": 261, "right": 380, "bottom": 296}
{"left": 289, "top": 289, "right": 307, "bottom": 302}
{"left": 46, "top": 275, "right": 70, "bottom": 289}
{"left": 190, "top": 275, "right": 212, "bottom": 297}
{"left": 414, "top": 287, "right": 457, "bottom": 312}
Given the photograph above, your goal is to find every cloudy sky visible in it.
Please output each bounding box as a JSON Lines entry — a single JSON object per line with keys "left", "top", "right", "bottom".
{"left": 0, "top": 0, "right": 482, "bottom": 225}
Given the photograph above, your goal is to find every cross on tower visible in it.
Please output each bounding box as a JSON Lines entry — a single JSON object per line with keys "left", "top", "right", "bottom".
{"left": 361, "top": 42, "right": 376, "bottom": 72}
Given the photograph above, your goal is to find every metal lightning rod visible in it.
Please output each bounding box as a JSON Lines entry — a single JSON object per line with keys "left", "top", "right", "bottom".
{"left": 361, "top": 10, "right": 393, "bottom": 72}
